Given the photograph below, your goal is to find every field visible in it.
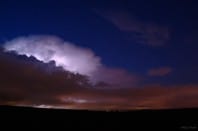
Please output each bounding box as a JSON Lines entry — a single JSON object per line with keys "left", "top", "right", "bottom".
{"left": 0, "top": 105, "right": 197, "bottom": 130}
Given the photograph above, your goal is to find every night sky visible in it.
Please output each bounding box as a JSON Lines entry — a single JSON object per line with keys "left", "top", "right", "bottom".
{"left": 0, "top": 0, "right": 198, "bottom": 110}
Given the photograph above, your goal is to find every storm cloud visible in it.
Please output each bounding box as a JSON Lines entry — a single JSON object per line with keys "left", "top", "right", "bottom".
{"left": 3, "top": 35, "right": 138, "bottom": 86}
{"left": 0, "top": 50, "right": 198, "bottom": 110}
{"left": 3, "top": 35, "right": 101, "bottom": 77}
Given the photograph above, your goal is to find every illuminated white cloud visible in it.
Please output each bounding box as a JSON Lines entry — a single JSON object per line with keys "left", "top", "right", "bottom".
{"left": 3, "top": 35, "right": 102, "bottom": 77}
{"left": 2, "top": 35, "right": 138, "bottom": 87}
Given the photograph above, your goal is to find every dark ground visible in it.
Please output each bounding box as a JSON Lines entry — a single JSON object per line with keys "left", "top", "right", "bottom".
{"left": 0, "top": 105, "right": 197, "bottom": 130}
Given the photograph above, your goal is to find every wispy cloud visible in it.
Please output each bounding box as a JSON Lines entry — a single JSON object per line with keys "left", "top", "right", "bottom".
{"left": 94, "top": 9, "right": 170, "bottom": 46}
{"left": 148, "top": 67, "right": 172, "bottom": 76}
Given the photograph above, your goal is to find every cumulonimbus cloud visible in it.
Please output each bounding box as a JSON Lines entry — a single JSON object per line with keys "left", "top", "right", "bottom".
{"left": 1, "top": 49, "right": 198, "bottom": 110}
{"left": 3, "top": 35, "right": 102, "bottom": 77}
{"left": 2, "top": 35, "right": 138, "bottom": 87}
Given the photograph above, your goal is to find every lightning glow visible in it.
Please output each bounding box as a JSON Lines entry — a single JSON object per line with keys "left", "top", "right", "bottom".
{"left": 3, "top": 35, "right": 102, "bottom": 77}
{"left": 2, "top": 35, "right": 138, "bottom": 87}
